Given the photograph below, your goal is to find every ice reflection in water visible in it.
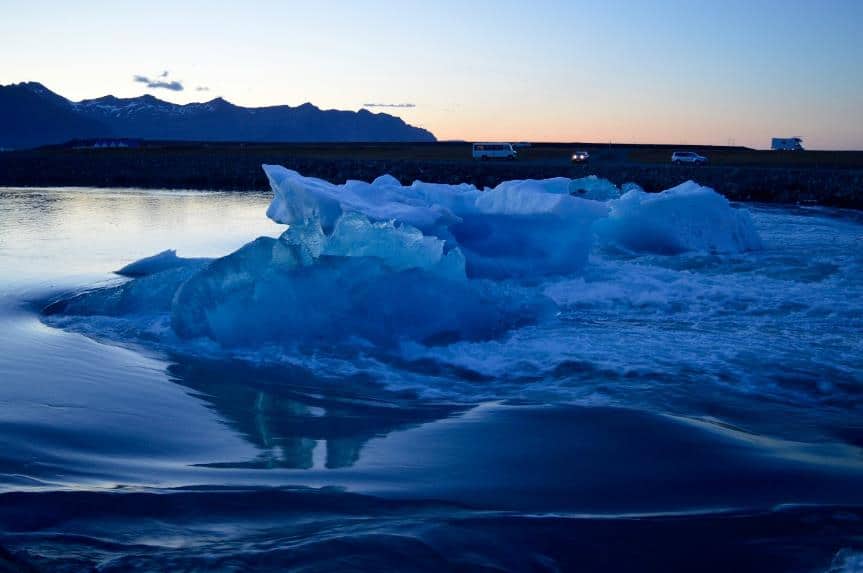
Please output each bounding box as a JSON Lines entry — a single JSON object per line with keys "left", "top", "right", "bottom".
{"left": 167, "top": 358, "right": 466, "bottom": 470}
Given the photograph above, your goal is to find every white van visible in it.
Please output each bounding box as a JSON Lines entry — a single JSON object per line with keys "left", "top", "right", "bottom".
{"left": 472, "top": 143, "right": 517, "bottom": 160}
{"left": 771, "top": 137, "right": 804, "bottom": 151}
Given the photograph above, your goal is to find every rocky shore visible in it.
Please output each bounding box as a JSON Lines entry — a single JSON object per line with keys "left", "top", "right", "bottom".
{"left": 1, "top": 148, "right": 860, "bottom": 209}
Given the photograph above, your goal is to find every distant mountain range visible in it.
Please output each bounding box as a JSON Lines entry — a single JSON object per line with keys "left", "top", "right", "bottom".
{"left": 0, "top": 82, "right": 436, "bottom": 149}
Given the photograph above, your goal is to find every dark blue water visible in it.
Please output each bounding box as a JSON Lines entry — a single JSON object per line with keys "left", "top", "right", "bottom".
{"left": 0, "top": 187, "right": 861, "bottom": 572}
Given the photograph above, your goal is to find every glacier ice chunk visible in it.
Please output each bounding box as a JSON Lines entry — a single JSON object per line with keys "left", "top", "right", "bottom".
{"left": 596, "top": 181, "right": 763, "bottom": 254}
{"left": 264, "top": 165, "right": 466, "bottom": 235}
{"left": 488, "top": 177, "right": 574, "bottom": 197}
{"left": 46, "top": 261, "right": 209, "bottom": 318}
{"left": 568, "top": 176, "right": 621, "bottom": 201}
{"left": 454, "top": 196, "right": 608, "bottom": 279}
{"left": 170, "top": 235, "right": 552, "bottom": 348}
{"left": 43, "top": 168, "right": 764, "bottom": 363}
{"left": 322, "top": 213, "right": 460, "bottom": 277}
{"left": 116, "top": 249, "right": 210, "bottom": 277}
{"left": 264, "top": 167, "right": 610, "bottom": 279}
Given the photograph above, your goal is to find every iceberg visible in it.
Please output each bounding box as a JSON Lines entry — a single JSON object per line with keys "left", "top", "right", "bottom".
{"left": 264, "top": 166, "right": 470, "bottom": 235}
{"left": 595, "top": 181, "right": 763, "bottom": 254}
{"left": 568, "top": 175, "right": 621, "bottom": 201}
{"left": 45, "top": 260, "right": 208, "bottom": 318}
{"left": 44, "top": 168, "right": 762, "bottom": 360}
{"left": 170, "top": 235, "right": 552, "bottom": 348}
{"left": 116, "top": 249, "right": 210, "bottom": 277}
{"left": 457, "top": 180, "right": 609, "bottom": 278}
{"left": 264, "top": 165, "right": 609, "bottom": 279}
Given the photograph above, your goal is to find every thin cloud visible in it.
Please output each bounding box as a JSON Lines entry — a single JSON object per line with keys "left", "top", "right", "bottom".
{"left": 133, "top": 73, "right": 184, "bottom": 92}
{"left": 363, "top": 102, "right": 416, "bottom": 109}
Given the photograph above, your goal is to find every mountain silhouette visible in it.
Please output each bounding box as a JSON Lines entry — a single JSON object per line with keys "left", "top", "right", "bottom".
{"left": 0, "top": 82, "right": 435, "bottom": 149}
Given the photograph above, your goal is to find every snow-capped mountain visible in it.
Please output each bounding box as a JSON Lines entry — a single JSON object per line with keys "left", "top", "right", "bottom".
{"left": 0, "top": 82, "right": 436, "bottom": 149}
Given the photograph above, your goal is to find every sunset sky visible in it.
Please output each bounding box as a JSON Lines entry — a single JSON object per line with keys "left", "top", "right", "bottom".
{"left": 2, "top": 0, "right": 861, "bottom": 148}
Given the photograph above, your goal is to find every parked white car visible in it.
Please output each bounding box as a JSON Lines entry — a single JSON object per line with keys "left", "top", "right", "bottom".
{"left": 671, "top": 151, "right": 708, "bottom": 165}
{"left": 472, "top": 143, "right": 517, "bottom": 160}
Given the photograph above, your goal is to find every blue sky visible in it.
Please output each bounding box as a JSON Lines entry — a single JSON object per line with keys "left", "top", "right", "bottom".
{"left": 2, "top": 0, "right": 861, "bottom": 148}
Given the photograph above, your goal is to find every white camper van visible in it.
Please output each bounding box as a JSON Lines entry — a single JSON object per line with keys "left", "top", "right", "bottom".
{"left": 472, "top": 143, "right": 517, "bottom": 160}
{"left": 771, "top": 137, "right": 804, "bottom": 151}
